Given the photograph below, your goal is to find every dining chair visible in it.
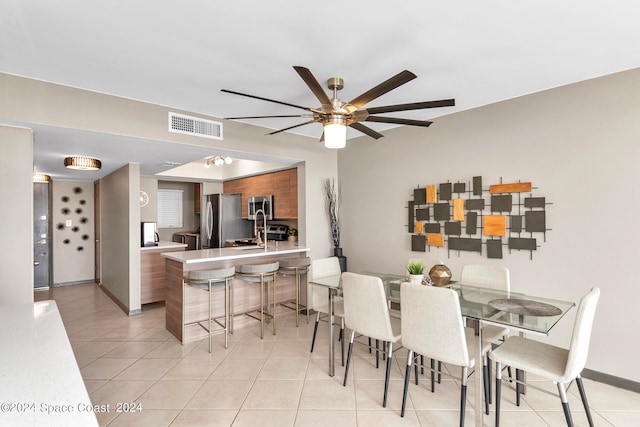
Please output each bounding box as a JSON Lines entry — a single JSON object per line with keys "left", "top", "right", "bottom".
{"left": 341, "top": 272, "right": 402, "bottom": 408}
{"left": 460, "top": 263, "right": 511, "bottom": 401}
{"left": 309, "top": 257, "right": 345, "bottom": 365}
{"left": 490, "top": 287, "right": 600, "bottom": 427}
{"left": 400, "top": 282, "right": 491, "bottom": 425}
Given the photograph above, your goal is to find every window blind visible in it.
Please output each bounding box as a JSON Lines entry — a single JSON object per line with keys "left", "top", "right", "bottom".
{"left": 157, "top": 189, "right": 183, "bottom": 228}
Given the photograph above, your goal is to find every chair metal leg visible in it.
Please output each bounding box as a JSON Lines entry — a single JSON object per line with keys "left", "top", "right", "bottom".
{"left": 375, "top": 339, "right": 380, "bottom": 368}
{"left": 383, "top": 342, "right": 393, "bottom": 407}
{"left": 368, "top": 337, "right": 372, "bottom": 353}
{"left": 495, "top": 361, "right": 502, "bottom": 427}
{"left": 483, "top": 356, "right": 490, "bottom": 415}
{"left": 430, "top": 358, "right": 435, "bottom": 392}
{"left": 576, "top": 377, "right": 594, "bottom": 427}
{"left": 340, "top": 318, "right": 345, "bottom": 366}
{"left": 401, "top": 350, "right": 413, "bottom": 417}
{"left": 420, "top": 355, "right": 424, "bottom": 374}
{"left": 271, "top": 274, "right": 276, "bottom": 335}
{"left": 259, "top": 276, "right": 265, "bottom": 339}
{"left": 460, "top": 367, "right": 468, "bottom": 427}
{"left": 414, "top": 354, "right": 419, "bottom": 385}
{"left": 343, "top": 331, "right": 355, "bottom": 386}
{"left": 438, "top": 360, "right": 442, "bottom": 383}
{"left": 310, "top": 312, "right": 320, "bottom": 353}
{"left": 558, "top": 382, "right": 575, "bottom": 427}
{"left": 230, "top": 279, "right": 235, "bottom": 334}
{"left": 208, "top": 282, "right": 213, "bottom": 353}
{"left": 516, "top": 368, "right": 522, "bottom": 406}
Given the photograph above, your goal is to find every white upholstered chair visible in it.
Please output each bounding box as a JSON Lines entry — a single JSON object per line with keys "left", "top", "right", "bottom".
{"left": 460, "top": 263, "right": 511, "bottom": 401}
{"left": 490, "top": 287, "right": 600, "bottom": 427}
{"left": 400, "top": 282, "right": 491, "bottom": 425}
{"left": 341, "top": 272, "right": 401, "bottom": 408}
{"left": 309, "top": 257, "right": 345, "bottom": 364}
{"left": 460, "top": 264, "right": 511, "bottom": 344}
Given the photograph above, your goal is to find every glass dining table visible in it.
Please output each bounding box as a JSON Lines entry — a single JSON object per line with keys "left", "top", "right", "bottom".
{"left": 310, "top": 272, "right": 576, "bottom": 427}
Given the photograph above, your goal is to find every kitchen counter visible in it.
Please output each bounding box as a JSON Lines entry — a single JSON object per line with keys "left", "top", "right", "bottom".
{"left": 0, "top": 301, "right": 98, "bottom": 426}
{"left": 161, "top": 242, "right": 309, "bottom": 343}
{"left": 161, "top": 241, "right": 307, "bottom": 264}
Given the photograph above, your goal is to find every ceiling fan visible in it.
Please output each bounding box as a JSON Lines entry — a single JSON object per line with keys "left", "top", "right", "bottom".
{"left": 221, "top": 66, "right": 455, "bottom": 148}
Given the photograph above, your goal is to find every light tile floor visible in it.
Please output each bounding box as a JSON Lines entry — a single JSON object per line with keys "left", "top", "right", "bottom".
{"left": 35, "top": 283, "right": 640, "bottom": 426}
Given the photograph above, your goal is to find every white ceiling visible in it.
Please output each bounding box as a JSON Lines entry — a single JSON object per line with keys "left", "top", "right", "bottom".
{"left": 2, "top": 0, "right": 639, "bottom": 180}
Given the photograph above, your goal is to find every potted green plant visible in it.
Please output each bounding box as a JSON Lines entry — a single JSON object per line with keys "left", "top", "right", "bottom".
{"left": 288, "top": 228, "right": 298, "bottom": 242}
{"left": 406, "top": 260, "right": 425, "bottom": 284}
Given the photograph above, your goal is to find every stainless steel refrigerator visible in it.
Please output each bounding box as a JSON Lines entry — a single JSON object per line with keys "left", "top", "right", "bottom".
{"left": 201, "top": 193, "right": 252, "bottom": 248}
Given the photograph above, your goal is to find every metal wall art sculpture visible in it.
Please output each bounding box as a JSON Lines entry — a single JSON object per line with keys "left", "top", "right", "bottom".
{"left": 408, "top": 177, "right": 550, "bottom": 259}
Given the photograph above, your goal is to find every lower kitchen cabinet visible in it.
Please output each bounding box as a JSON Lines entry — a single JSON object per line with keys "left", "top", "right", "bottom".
{"left": 140, "top": 243, "right": 187, "bottom": 304}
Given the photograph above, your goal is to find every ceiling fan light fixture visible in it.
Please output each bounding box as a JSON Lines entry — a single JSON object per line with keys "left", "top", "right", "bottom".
{"left": 324, "top": 115, "right": 347, "bottom": 149}
{"left": 64, "top": 156, "right": 102, "bottom": 170}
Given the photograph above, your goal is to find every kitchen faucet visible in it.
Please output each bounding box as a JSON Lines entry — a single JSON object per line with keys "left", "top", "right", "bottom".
{"left": 253, "top": 209, "right": 267, "bottom": 249}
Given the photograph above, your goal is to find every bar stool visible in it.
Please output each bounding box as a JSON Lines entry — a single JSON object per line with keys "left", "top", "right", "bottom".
{"left": 238, "top": 261, "right": 279, "bottom": 339}
{"left": 278, "top": 257, "right": 311, "bottom": 327}
{"left": 182, "top": 266, "right": 235, "bottom": 353}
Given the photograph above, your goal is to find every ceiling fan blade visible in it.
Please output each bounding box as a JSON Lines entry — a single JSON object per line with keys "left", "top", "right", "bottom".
{"left": 365, "top": 116, "right": 433, "bottom": 127}
{"left": 265, "top": 120, "right": 317, "bottom": 136}
{"left": 349, "top": 122, "right": 385, "bottom": 140}
{"left": 366, "top": 99, "right": 455, "bottom": 115}
{"left": 293, "top": 66, "right": 332, "bottom": 107}
{"left": 225, "top": 114, "right": 307, "bottom": 120}
{"left": 221, "top": 89, "right": 310, "bottom": 111}
{"left": 347, "top": 70, "right": 417, "bottom": 110}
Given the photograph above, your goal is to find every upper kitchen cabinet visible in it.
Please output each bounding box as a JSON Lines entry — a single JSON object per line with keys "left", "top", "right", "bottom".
{"left": 224, "top": 168, "right": 298, "bottom": 219}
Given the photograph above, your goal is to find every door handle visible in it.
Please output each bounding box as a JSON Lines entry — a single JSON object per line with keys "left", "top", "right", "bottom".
{"left": 34, "top": 261, "right": 40, "bottom": 266}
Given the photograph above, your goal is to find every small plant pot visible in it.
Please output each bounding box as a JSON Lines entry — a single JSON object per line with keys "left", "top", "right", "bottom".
{"left": 288, "top": 236, "right": 297, "bottom": 242}
{"left": 409, "top": 274, "right": 424, "bottom": 285}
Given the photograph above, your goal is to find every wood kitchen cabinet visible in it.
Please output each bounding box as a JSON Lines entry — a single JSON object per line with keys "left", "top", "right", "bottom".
{"left": 224, "top": 168, "right": 298, "bottom": 219}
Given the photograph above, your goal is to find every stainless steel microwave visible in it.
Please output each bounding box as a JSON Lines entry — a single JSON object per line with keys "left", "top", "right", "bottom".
{"left": 248, "top": 195, "right": 273, "bottom": 220}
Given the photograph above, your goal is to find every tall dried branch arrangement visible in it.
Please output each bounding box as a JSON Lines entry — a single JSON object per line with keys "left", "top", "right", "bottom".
{"left": 322, "top": 178, "right": 342, "bottom": 248}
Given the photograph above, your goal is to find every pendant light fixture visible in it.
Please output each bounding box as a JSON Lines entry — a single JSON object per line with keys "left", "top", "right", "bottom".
{"left": 64, "top": 156, "right": 102, "bottom": 170}
{"left": 323, "top": 115, "right": 347, "bottom": 149}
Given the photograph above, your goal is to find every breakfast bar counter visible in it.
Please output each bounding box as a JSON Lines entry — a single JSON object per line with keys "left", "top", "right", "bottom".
{"left": 162, "top": 243, "right": 309, "bottom": 343}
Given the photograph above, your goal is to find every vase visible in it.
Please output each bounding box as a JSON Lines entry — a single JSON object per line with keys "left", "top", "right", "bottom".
{"left": 334, "top": 247, "right": 347, "bottom": 272}
{"left": 429, "top": 264, "right": 452, "bottom": 287}
{"left": 409, "top": 274, "right": 424, "bottom": 285}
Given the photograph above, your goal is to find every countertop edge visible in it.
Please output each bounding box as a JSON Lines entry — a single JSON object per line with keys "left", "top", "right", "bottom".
{"left": 141, "top": 241, "right": 188, "bottom": 251}
{"left": 161, "top": 246, "right": 309, "bottom": 264}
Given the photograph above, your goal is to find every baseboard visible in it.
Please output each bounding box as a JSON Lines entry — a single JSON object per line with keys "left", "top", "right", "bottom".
{"left": 582, "top": 369, "right": 640, "bottom": 394}
{"left": 52, "top": 280, "right": 95, "bottom": 287}
{"left": 99, "top": 284, "right": 141, "bottom": 317}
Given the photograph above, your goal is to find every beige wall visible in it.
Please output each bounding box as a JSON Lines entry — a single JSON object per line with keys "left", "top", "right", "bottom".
{"left": 339, "top": 68, "right": 640, "bottom": 382}
{"left": 0, "top": 125, "right": 34, "bottom": 306}
{"left": 52, "top": 180, "right": 95, "bottom": 284}
{"left": 140, "top": 177, "right": 158, "bottom": 223}
{"left": 100, "top": 164, "right": 141, "bottom": 314}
